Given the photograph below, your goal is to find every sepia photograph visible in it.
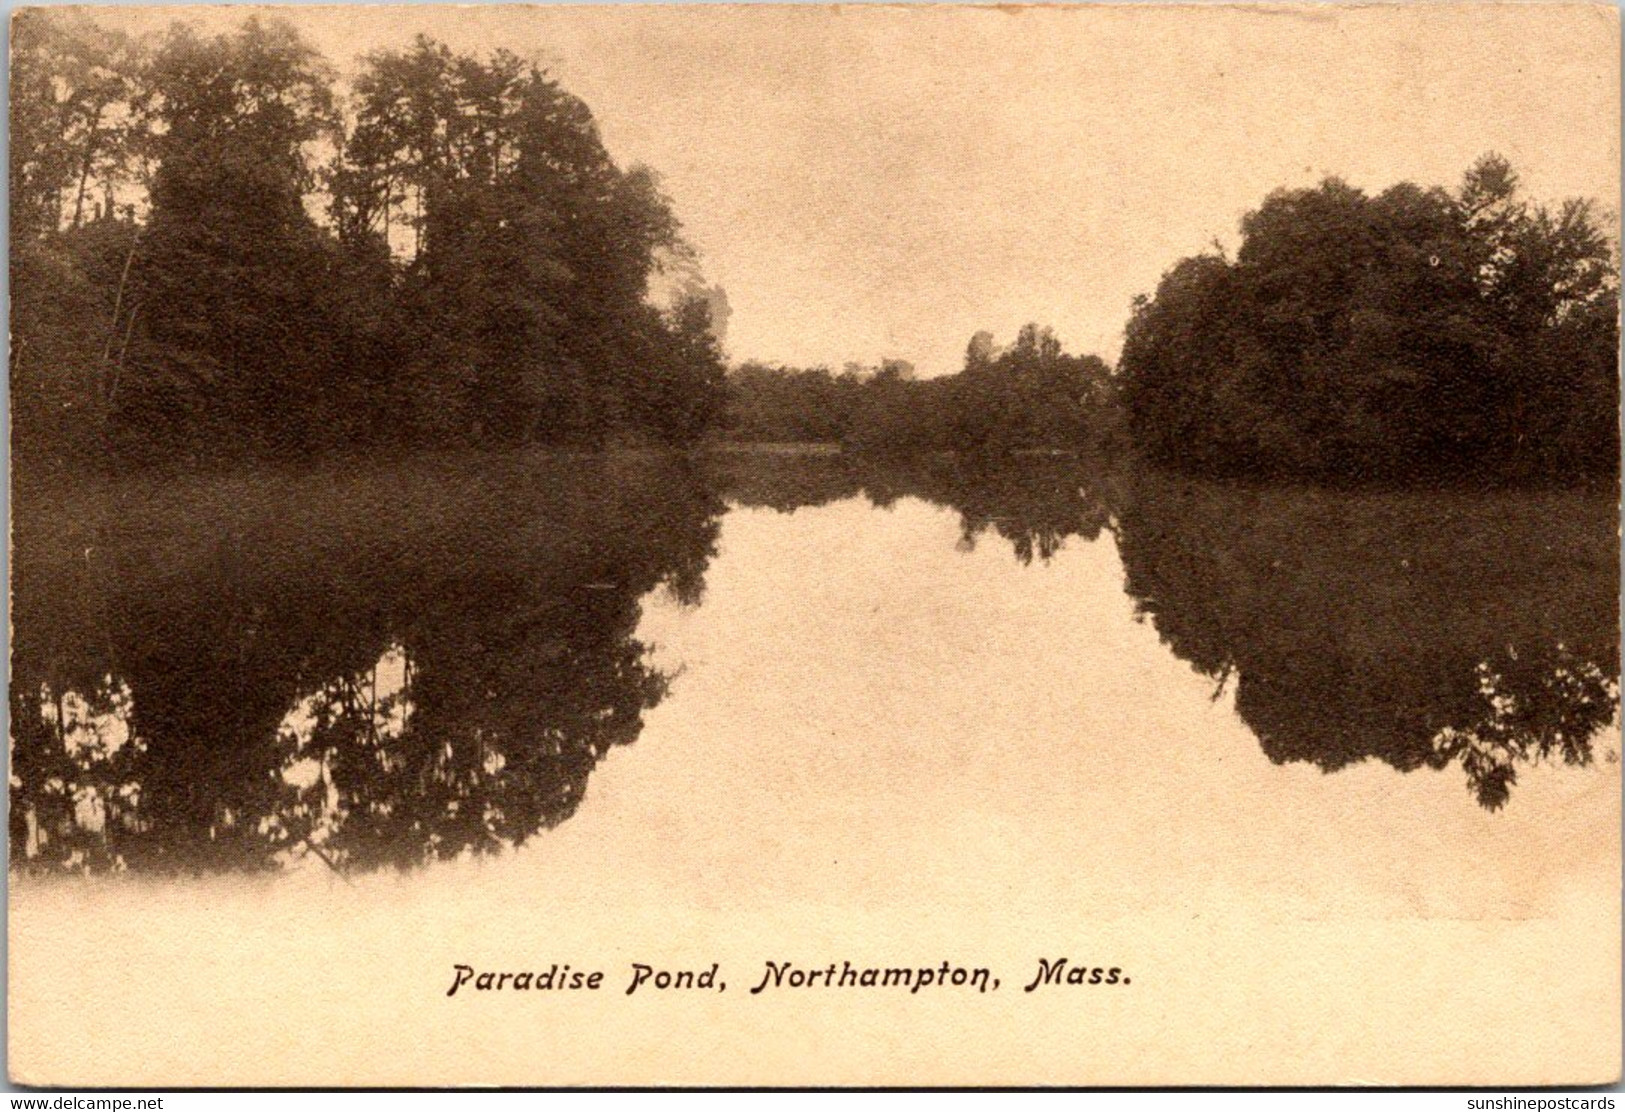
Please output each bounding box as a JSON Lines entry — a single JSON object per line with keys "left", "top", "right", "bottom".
{"left": 6, "top": 0, "right": 1622, "bottom": 1089}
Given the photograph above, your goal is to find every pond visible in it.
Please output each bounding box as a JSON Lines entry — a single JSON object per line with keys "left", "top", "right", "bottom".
{"left": 12, "top": 449, "right": 1618, "bottom": 893}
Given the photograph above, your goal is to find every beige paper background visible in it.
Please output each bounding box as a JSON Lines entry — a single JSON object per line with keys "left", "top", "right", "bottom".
{"left": 10, "top": 1, "right": 1623, "bottom": 1088}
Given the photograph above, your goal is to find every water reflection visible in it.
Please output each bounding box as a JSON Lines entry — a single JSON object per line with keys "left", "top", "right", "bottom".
{"left": 717, "top": 451, "right": 1619, "bottom": 810}
{"left": 11, "top": 454, "right": 723, "bottom": 875}
{"left": 1113, "top": 469, "right": 1620, "bottom": 809}
{"left": 11, "top": 452, "right": 1619, "bottom": 875}
{"left": 712, "top": 450, "right": 1120, "bottom": 564}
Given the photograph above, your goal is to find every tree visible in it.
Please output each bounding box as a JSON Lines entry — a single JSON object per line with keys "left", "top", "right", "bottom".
{"left": 117, "top": 18, "right": 341, "bottom": 461}
{"left": 1118, "top": 156, "right": 1619, "bottom": 483}
{"left": 10, "top": 10, "right": 151, "bottom": 473}
{"left": 642, "top": 294, "right": 730, "bottom": 445}
{"left": 952, "top": 324, "right": 1114, "bottom": 454}
{"left": 10, "top": 10, "right": 146, "bottom": 241}
{"left": 335, "top": 39, "right": 693, "bottom": 445}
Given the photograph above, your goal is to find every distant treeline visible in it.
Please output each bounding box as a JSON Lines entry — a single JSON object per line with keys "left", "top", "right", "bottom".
{"left": 1118, "top": 156, "right": 1620, "bottom": 483}
{"left": 721, "top": 155, "right": 1619, "bottom": 481}
{"left": 12, "top": 12, "right": 729, "bottom": 472}
{"left": 723, "top": 325, "right": 1122, "bottom": 455}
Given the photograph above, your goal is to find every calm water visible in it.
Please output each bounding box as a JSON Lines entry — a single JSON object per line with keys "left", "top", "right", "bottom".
{"left": 11, "top": 449, "right": 1620, "bottom": 880}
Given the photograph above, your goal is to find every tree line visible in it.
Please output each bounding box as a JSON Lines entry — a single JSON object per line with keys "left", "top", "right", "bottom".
{"left": 1117, "top": 155, "right": 1620, "bottom": 483}
{"left": 12, "top": 10, "right": 1617, "bottom": 486}
{"left": 719, "top": 154, "right": 1618, "bottom": 482}
{"left": 723, "top": 324, "right": 1121, "bottom": 456}
{"left": 12, "top": 11, "right": 729, "bottom": 472}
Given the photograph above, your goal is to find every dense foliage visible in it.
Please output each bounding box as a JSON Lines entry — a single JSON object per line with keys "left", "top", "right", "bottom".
{"left": 11, "top": 12, "right": 728, "bottom": 471}
{"left": 1118, "top": 156, "right": 1620, "bottom": 482}
{"left": 724, "top": 325, "right": 1119, "bottom": 455}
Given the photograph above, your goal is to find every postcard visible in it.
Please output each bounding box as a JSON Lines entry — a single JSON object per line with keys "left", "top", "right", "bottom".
{"left": 9, "top": 1, "right": 1620, "bottom": 1087}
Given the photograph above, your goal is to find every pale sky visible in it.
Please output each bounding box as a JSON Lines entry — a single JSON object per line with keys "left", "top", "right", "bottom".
{"left": 73, "top": 3, "right": 1622, "bottom": 375}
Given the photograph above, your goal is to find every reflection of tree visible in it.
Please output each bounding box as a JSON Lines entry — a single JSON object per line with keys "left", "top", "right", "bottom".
{"left": 11, "top": 456, "right": 723, "bottom": 874}
{"left": 11, "top": 676, "right": 146, "bottom": 874}
{"left": 707, "top": 450, "right": 863, "bottom": 513}
{"left": 300, "top": 586, "right": 672, "bottom": 872}
{"left": 922, "top": 462, "right": 1113, "bottom": 565}
{"left": 714, "top": 451, "right": 1118, "bottom": 565}
{"left": 1114, "top": 469, "right": 1620, "bottom": 809}
{"left": 1430, "top": 652, "right": 1617, "bottom": 810}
